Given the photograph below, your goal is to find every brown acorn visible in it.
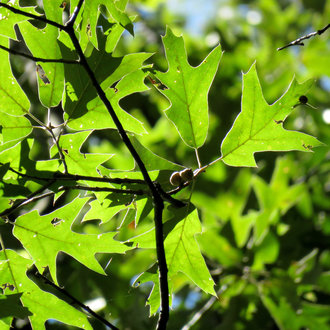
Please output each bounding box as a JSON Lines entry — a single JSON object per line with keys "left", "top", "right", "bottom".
{"left": 179, "top": 168, "right": 194, "bottom": 182}
{"left": 170, "top": 172, "right": 183, "bottom": 186}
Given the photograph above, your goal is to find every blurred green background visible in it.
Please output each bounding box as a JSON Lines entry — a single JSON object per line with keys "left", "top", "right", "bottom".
{"left": 4, "top": 0, "right": 329, "bottom": 329}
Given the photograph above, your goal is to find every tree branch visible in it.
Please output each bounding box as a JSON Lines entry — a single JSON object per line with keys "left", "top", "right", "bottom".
{"left": 0, "top": 3, "right": 65, "bottom": 30}
{"left": 0, "top": 181, "right": 55, "bottom": 219}
{"left": 66, "top": 19, "right": 171, "bottom": 329}
{"left": 277, "top": 23, "right": 330, "bottom": 51}
{"left": 58, "top": 185, "right": 148, "bottom": 195}
{"left": 65, "top": 0, "right": 84, "bottom": 28}
{"left": 0, "top": 162, "right": 146, "bottom": 185}
{"left": 0, "top": 44, "right": 79, "bottom": 64}
{"left": 33, "top": 271, "right": 119, "bottom": 330}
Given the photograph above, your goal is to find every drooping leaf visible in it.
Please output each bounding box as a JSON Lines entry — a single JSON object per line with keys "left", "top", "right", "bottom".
{"left": 131, "top": 205, "right": 216, "bottom": 296}
{"left": 13, "top": 197, "right": 132, "bottom": 283}
{"left": 0, "top": 249, "right": 93, "bottom": 329}
{"left": 18, "top": 23, "right": 65, "bottom": 108}
{"left": 221, "top": 63, "right": 322, "bottom": 167}
{"left": 155, "top": 27, "right": 222, "bottom": 148}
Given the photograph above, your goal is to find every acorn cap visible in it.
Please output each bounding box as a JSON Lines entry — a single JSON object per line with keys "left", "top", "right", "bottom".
{"left": 170, "top": 172, "right": 183, "bottom": 186}
{"left": 180, "top": 168, "right": 194, "bottom": 182}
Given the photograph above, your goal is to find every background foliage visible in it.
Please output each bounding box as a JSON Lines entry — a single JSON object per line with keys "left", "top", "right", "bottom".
{"left": 0, "top": 0, "right": 329, "bottom": 329}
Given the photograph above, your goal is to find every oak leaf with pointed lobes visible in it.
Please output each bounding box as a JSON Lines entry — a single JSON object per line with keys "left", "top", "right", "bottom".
{"left": 221, "top": 63, "right": 323, "bottom": 167}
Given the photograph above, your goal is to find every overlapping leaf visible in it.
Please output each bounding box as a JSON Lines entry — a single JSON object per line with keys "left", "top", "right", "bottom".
{"left": 131, "top": 205, "right": 216, "bottom": 303}
{"left": 78, "top": 0, "right": 133, "bottom": 50}
{"left": 13, "top": 197, "right": 132, "bottom": 283}
{"left": 221, "top": 63, "right": 322, "bottom": 167}
{"left": 50, "top": 131, "right": 113, "bottom": 176}
{"left": 69, "top": 69, "right": 147, "bottom": 134}
{"left": 60, "top": 39, "right": 152, "bottom": 130}
{"left": 155, "top": 27, "right": 222, "bottom": 148}
{"left": 0, "top": 1, "right": 39, "bottom": 39}
{"left": 18, "top": 22, "right": 65, "bottom": 108}
{"left": 0, "top": 249, "right": 92, "bottom": 329}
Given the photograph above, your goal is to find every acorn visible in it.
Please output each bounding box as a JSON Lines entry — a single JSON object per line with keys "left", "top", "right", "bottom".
{"left": 170, "top": 171, "right": 183, "bottom": 186}
{"left": 179, "top": 168, "right": 194, "bottom": 182}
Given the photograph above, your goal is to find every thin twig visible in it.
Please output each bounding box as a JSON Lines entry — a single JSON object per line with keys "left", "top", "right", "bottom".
{"left": 34, "top": 271, "right": 119, "bottom": 330}
{"left": 58, "top": 185, "right": 148, "bottom": 195}
{"left": 65, "top": 0, "right": 84, "bottom": 28}
{"left": 182, "top": 296, "right": 217, "bottom": 330}
{"left": 0, "top": 181, "right": 55, "bottom": 218}
{"left": 0, "top": 3, "right": 65, "bottom": 30}
{"left": 0, "top": 162, "right": 147, "bottom": 185}
{"left": 0, "top": 45, "right": 79, "bottom": 64}
{"left": 46, "top": 127, "right": 69, "bottom": 174}
{"left": 277, "top": 23, "right": 330, "bottom": 51}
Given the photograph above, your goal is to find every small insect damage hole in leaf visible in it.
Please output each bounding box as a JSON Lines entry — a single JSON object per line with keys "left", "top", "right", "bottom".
{"left": 63, "top": 149, "right": 69, "bottom": 155}
{"left": 147, "top": 75, "right": 168, "bottom": 90}
{"left": 2, "top": 283, "right": 15, "bottom": 291}
{"left": 302, "top": 143, "right": 313, "bottom": 150}
{"left": 51, "top": 217, "right": 63, "bottom": 226}
{"left": 36, "top": 65, "right": 50, "bottom": 85}
{"left": 274, "top": 119, "right": 284, "bottom": 124}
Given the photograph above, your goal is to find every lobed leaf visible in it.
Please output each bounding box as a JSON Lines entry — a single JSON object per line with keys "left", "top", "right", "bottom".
{"left": 155, "top": 27, "right": 222, "bottom": 149}
{"left": 13, "top": 197, "right": 132, "bottom": 283}
{"left": 0, "top": 249, "right": 92, "bottom": 329}
{"left": 221, "top": 63, "right": 322, "bottom": 167}
{"left": 18, "top": 23, "right": 65, "bottom": 108}
{"left": 131, "top": 205, "right": 216, "bottom": 296}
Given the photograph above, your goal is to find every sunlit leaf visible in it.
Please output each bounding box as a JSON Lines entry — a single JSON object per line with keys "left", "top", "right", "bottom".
{"left": 0, "top": 249, "right": 92, "bottom": 329}
{"left": 13, "top": 197, "right": 132, "bottom": 283}
{"left": 155, "top": 27, "right": 222, "bottom": 148}
{"left": 221, "top": 63, "right": 322, "bottom": 167}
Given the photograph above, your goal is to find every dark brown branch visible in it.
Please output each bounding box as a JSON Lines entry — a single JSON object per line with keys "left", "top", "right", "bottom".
{"left": 0, "top": 45, "right": 79, "bottom": 64}
{"left": 0, "top": 162, "right": 146, "bottom": 185}
{"left": 0, "top": 3, "right": 65, "bottom": 30}
{"left": 34, "top": 271, "right": 119, "bottom": 330}
{"left": 58, "top": 185, "right": 148, "bottom": 195}
{"left": 277, "top": 23, "right": 330, "bottom": 51}
{"left": 66, "top": 23, "right": 171, "bottom": 330}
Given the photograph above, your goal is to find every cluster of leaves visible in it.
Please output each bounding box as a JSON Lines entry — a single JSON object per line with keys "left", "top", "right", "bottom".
{"left": 0, "top": 0, "right": 329, "bottom": 329}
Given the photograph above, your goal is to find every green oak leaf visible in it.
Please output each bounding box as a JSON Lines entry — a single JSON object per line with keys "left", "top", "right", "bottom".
{"left": 19, "top": 23, "right": 65, "bottom": 108}
{"left": 252, "top": 156, "right": 308, "bottom": 244}
{"left": 0, "top": 1, "right": 39, "bottom": 39}
{"left": 50, "top": 131, "right": 113, "bottom": 176}
{"left": 60, "top": 39, "right": 152, "bottom": 126}
{"left": 13, "top": 197, "right": 132, "bottom": 283}
{"left": 130, "top": 137, "right": 185, "bottom": 172}
{"left": 78, "top": 0, "right": 133, "bottom": 50}
{"left": 69, "top": 69, "right": 147, "bottom": 134}
{"left": 0, "top": 37, "right": 30, "bottom": 117}
{"left": 0, "top": 113, "right": 32, "bottom": 144}
{"left": 0, "top": 249, "right": 92, "bottom": 329}
{"left": 221, "top": 63, "right": 323, "bottom": 167}
{"left": 131, "top": 205, "right": 216, "bottom": 296}
{"left": 155, "top": 27, "right": 222, "bottom": 148}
